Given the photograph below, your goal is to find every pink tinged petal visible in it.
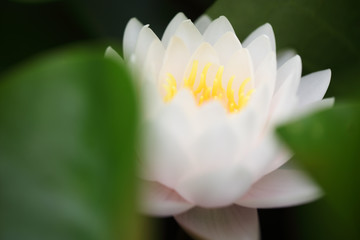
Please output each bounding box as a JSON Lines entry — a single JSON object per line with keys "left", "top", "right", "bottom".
{"left": 175, "top": 206, "right": 259, "bottom": 240}
{"left": 194, "top": 14, "right": 212, "bottom": 34}
{"left": 142, "top": 39, "right": 165, "bottom": 83}
{"left": 297, "top": 69, "right": 331, "bottom": 108}
{"left": 104, "top": 46, "right": 124, "bottom": 64}
{"left": 140, "top": 180, "right": 194, "bottom": 216}
{"left": 277, "top": 49, "right": 296, "bottom": 68}
{"left": 214, "top": 32, "right": 242, "bottom": 65}
{"left": 246, "top": 35, "right": 273, "bottom": 71}
{"left": 237, "top": 169, "right": 323, "bottom": 208}
{"left": 243, "top": 23, "right": 276, "bottom": 52}
{"left": 203, "top": 16, "right": 235, "bottom": 45}
{"left": 159, "top": 37, "right": 191, "bottom": 87}
{"left": 174, "top": 20, "right": 203, "bottom": 53}
{"left": 123, "top": 18, "right": 143, "bottom": 61}
{"left": 134, "top": 25, "right": 161, "bottom": 69}
{"left": 162, "top": 12, "right": 188, "bottom": 48}
{"left": 176, "top": 163, "right": 253, "bottom": 208}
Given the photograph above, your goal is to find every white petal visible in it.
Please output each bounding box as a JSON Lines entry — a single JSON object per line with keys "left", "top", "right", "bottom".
{"left": 274, "top": 55, "right": 302, "bottom": 94}
{"left": 159, "top": 36, "right": 191, "bottom": 87}
{"left": 194, "top": 100, "right": 228, "bottom": 134}
{"left": 174, "top": 20, "right": 203, "bottom": 53}
{"left": 194, "top": 14, "right": 212, "bottom": 34}
{"left": 140, "top": 180, "right": 194, "bottom": 216}
{"left": 123, "top": 18, "right": 143, "bottom": 60}
{"left": 104, "top": 46, "right": 124, "bottom": 64}
{"left": 223, "top": 48, "right": 254, "bottom": 98}
{"left": 175, "top": 206, "right": 259, "bottom": 240}
{"left": 270, "top": 55, "right": 302, "bottom": 123}
{"left": 182, "top": 42, "right": 220, "bottom": 88}
{"left": 213, "top": 32, "right": 242, "bottom": 65}
{"left": 162, "top": 12, "right": 187, "bottom": 48}
{"left": 246, "top": 35, "right": 273, "bottom": 71}
{"left": 203, "top": 16, "right": 235, "bottom": 45}
{"left": 245, "top": 52, "right": 276, "bottom": 129}
{"left": 236, "top": 169, "right": 323, "bottom": 208}
{"left": 238, "top": 134, "right": 281, "bottom": 180}
{"left": 176, "top": 163, "right": 253, "bottom": 208}
{"left": 297, "top": 69, "right": 331, "bottom": 108}
{"left": 243, "top": 23, "right": 276, "bottom": 52}
{"left": 253, "top": 51, "right": 276, "bottom": 88}
{"left": 141, "top": 103, "right": 194, "bottom": 188}
{"left": 277, "top": 49, "right": 296, "bottom": 68}
{"left": 134, "top": 25, "right": 160, "bottom": 69}
{"left": 142, "top": 39, "right": 165, "bottom": 83}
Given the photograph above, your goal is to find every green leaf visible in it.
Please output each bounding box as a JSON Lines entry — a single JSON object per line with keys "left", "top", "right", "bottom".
{"left": 0, "top": 45, "right": 140, "bottom": 240}
{"left": 277, "top": 103, "right": 360, "bottom": 239}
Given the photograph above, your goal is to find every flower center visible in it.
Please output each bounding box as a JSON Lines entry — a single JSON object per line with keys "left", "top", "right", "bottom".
{"left": 163, "top": 60, "right": 254, "bottom": 113}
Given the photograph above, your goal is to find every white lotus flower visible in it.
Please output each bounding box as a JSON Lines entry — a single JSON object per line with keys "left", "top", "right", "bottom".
{"left": 106, "top": 12, "right": 333, "bottom": 240}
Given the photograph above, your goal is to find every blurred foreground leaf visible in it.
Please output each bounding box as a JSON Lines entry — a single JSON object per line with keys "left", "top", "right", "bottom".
{"left": 0, "top": 46, "right": 140, "bottom": 240}
{"left": 277, "top": 103, "right": 360, "bottom": 239}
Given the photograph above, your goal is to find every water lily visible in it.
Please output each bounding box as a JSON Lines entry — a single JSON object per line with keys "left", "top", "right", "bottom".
{"left": 106, "top": 12, "right": 332, "bottom": 240}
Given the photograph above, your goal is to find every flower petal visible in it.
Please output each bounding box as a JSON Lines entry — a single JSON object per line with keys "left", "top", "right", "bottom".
{"left": 174, "top": 20, "right": 203, "bottom": 53}
{"left": 175, "top": 206, "right": 259, "bottom": 240}
{"left": 236, "top": 169, "right": 323, "bottom": 208}
{"left": 141, "top": 99, "right": 194, "bottom": 188}
{"left": 104, "top": 46, "right": 124, "bottom": 64}
{"left": 162, "top": 12, "right": 187, "bottom": 48}
{"left": 182, "top": 42, "right": 220, "bottom": 87}
{"left": 246, "top": 35, "right": 273, "bottom": 71}
{"left": 140, "top": 180, "right": 194, "bottom": 216}
{"left": 223, "top": 48, "right": 254, "bottom": 95}
{"left": 134, "top": 25, "right": 161, "bottom": 69}
{"left": 214, "top": 32, "right": 242, "bottom": 65}
{"left": 243, "top": 23, "right": 276, "bottom": 52}
{"left": 142, "top": 39, "right": 165, "bottom": 83}
{"left": 123, "top": 18, "right": 143, "bottom": 61}
{"left": 176, "top": 163, "right": 253, "bottom": 207}
{"left": 274, "top": 55, "right": 302, "bottom": 94}
{"left": 270, "top": 55, "right": 302, "bottom": 123}
{"left": 297, "top": 69, "right": 331, "bottom": 108}
{"left": 194, "top": 14, "right": 212, "bottom": 34}
{"left": 203, "top": 16, "right": 235, "bottom": 45}
{"left": 239, "top": 134, "right": 281, "bottom": 180}
{"left": 159, "top": 36, "right": 191, "bottom": 87}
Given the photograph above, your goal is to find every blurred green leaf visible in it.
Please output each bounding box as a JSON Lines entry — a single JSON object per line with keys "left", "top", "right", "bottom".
{"left": 0, "top": 45, "right": 140, "bottom": 240}
{"left": 207, "top": 0, "right": 360, "bottom": 99}
{"left": 277, "top": 103, "right": 360, "bottom": 239}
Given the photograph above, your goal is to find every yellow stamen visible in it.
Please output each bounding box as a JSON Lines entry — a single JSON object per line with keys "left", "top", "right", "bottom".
{"left": 163, "top": 60, "right": 255, "bottom": 113}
